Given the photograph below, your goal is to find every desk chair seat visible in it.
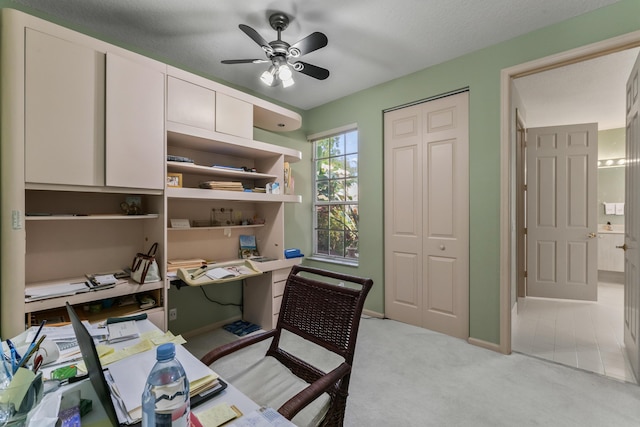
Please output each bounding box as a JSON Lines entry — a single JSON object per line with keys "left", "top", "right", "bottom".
{"left": 201, "top": 265, "right": 373, "bottom": 427}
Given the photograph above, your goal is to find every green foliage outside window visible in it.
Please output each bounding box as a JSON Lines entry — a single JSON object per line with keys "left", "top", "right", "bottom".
{"left": 313, "top": 129, "right": 359, "bottom": 261}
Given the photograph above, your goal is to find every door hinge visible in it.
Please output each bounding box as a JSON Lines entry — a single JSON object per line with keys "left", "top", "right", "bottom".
{"left": 523, "top": 228, "right": 527, "bottom": 235}
{"left": 523, "top": 271, "right": 528, "bottom": 278}
{"left": 523, "top": 184, "right": 527, "bottom": 192}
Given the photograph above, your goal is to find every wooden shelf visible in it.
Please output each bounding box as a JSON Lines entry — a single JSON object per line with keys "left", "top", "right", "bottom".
{"left": 166, "top": 187, "right": 301, "bottom": 203}
{"left": 25, "top": 278, "right": 165, "bottom": 312}
{"left": 167, "top": 161, "right": 277, "bottom": 180}
{"left": 168, "top": 224, "right": 264, "bottom": 231}
{"left": 25, "top": 213, "right": 159, "bottom": 221}
{"left": 167, "top": 126, "right": 302, "bottom": 163}
{"left": 28, "top": 300, "right": 164, "bottom": 326}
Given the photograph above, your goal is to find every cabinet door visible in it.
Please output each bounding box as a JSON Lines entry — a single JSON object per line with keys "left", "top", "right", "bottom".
{"left": 216, "top": 92, "right": 253, "bottom": 139}
{"left": 106, "top": 53, "right": 165, "bottom": 189}
{"left": 167, "top": 76, "right": 216, "bottom": 131}
{"left": 25, "top": 29, "right": 105, "bottom": 186}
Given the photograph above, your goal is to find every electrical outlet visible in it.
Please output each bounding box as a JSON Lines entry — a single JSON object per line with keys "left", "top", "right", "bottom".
{"left": 169, "top": 308, "right": 177, "bottom": 321}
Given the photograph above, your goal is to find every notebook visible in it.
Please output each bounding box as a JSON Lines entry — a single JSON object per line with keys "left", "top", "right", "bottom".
{"left": 65, "top": 303, "right": 227, "bottom": 426}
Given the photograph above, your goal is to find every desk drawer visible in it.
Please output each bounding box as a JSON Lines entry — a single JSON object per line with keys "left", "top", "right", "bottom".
{"left": 273, "top": 280, "right": 286, "bottom": 297}
{"left": 272, "top": 268, "right": 290, "bottom": 283}
{"left": 273, "top": 295, "right": 283, "bottom": 313}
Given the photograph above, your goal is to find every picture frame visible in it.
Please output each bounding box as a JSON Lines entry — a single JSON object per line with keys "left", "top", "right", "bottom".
{"left": 167, "top": 173, "right": 182, "bottom": 188}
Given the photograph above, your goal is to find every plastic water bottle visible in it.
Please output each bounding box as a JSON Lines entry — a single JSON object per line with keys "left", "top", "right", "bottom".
{"left": 141, "top": 343, "right": 190, "bottom": 427}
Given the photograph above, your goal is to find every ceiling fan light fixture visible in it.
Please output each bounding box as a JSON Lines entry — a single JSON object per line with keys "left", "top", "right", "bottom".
{"left": 260, "top": 65, "right": 276, "bottom": 86}
{"left": 278, "top": 63, "right": 293, "bottom": 81}
{"left": 281, "top": 76, "right": 295, "bottom": 88}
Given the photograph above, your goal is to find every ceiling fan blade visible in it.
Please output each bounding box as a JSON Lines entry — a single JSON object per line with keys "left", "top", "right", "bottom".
{"left": 239, "top": 24, "right": 270, "bottom": 49}
{"left": 221, "top": 59, "right": 269, "bottom": 64}
{"left": 288, "top": 32, "right": 328, "bottom": 57}
{"left": 293, "top": 61, "right": 330, "bottom": 80}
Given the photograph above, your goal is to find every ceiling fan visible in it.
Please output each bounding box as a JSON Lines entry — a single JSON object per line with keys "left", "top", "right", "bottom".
{"left": 221, "top": 12, "right": 329, "bottom": 88}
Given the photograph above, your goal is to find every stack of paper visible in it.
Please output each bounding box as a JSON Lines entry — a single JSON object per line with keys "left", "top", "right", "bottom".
{"left": 24, "top": 282, "right": 89, "bottom": 302}
{"left": 107, "top": 321, "right": 140, "bottom": 344}
{"left": 107, "top": 344, "right": 220, "bottom": 423}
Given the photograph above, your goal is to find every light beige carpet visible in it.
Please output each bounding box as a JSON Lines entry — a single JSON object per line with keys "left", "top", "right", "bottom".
{"left": 185, "top": 317, "right": 640, "bottom": 426}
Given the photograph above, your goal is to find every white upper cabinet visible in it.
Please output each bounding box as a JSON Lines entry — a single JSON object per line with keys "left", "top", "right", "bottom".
{"left": 25, "top": 29, "right": 166, "bottom": 190}
{"left": 25, "top": 28, "right": 105, "bottom": 186}
{"left": 215, "top": 92, "right": 253, "bottom": 139}
{"left": 106, "top": 53, "right": 165, "bottom": 190}
{"left": 167, "top": 76, "right": 216, "bottom": 132}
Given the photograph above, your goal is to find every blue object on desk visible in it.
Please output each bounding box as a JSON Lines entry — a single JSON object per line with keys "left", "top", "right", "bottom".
{"left": 284, "top": 248, "right": 304, "bottom": 259}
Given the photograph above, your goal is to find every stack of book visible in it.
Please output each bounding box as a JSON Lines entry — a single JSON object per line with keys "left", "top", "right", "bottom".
{"left": 199, "top": 181, "right": 244, "bottom": 191}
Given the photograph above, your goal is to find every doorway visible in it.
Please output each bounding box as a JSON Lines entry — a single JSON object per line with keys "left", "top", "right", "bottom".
{"left": 512, "top": 53, "right": 634, "bottom": 382}
{"left": 499, "top": 31, "right": 640, "bottom": 381}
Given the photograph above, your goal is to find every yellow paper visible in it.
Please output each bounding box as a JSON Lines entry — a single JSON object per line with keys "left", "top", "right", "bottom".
{"left": 196, "top": 402, "right": 239, "bottom": 427}
{"left": 76, "top": 344, "right": 115, "bottom": 372}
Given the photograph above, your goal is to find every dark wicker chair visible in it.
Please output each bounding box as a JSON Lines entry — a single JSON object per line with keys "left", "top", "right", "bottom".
{"left": 200, "top": 264, "right": 373, "bottom": 426}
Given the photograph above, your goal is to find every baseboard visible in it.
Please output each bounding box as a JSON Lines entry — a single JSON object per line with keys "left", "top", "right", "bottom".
{"left": 362, "top": 309, "right": 384, "bottom": 319}
{"left": 468, "top": 337, "right": 505, "bottom": 354}
{"left": 598, "top": 270, "right": 624, "bottom": 284}
{"left": 182, "top": 315, "right": 242, "bottom": 339}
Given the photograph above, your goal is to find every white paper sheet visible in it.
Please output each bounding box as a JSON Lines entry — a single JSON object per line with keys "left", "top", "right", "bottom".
{"left": 107, "top": 344, "right": 218, "bottom": 417}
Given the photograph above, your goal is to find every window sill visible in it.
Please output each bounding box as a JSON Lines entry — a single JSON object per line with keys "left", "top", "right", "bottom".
{"left": 307, "top": 256, "right": 359, "bottom": 267}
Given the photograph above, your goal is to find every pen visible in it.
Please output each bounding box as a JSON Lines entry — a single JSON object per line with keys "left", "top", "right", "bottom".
{"left": 15, "top": 334, "right": 46, "bottom": 372}
{"left": 30, "top": 320, "right": 46, "bottom": 346}
{"left": 6, "top": 339, "right": 20, "bottom": 362}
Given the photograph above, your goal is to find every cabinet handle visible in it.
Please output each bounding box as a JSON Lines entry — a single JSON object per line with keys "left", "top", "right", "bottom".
{"left": 616, "top": 243, "right": 628, "bottom": 251}
{"left": 587, "top": 232, "right": 597, "bottom": 238}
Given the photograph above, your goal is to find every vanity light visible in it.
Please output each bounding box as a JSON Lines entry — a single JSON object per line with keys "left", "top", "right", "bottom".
{"left": 598, "top": 157, "right": 626, "bottom": 168}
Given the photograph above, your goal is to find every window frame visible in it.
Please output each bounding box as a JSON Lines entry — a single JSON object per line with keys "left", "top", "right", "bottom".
{"left": 309, "top": 124, "right": 359, "bottom": 266}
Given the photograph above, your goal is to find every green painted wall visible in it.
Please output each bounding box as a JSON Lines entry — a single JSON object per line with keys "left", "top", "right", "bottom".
{"left": 3, "top": 0, "right": 640, "bottom": 343}
{"left": 303, "top": 0, "right": 640, "bottom": 344}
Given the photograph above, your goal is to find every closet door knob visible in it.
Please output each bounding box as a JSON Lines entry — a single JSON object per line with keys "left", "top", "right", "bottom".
{"left": 616, "top": 243, "right": 628, "bottom": 251}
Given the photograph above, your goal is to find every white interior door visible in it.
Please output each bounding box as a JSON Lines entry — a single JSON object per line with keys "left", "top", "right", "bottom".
{"left": 384, "top": 92, "right": 469, "bottom": 339}
{"left": 624, "top": 51, "right": 640, "bottom": 380}
{"left": 526, "top": 123, "right": 598, "bottom": 301}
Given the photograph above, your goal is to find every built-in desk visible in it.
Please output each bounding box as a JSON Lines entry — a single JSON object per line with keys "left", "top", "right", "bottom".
{"left": 172, "top": 258, "right": 302, "bottom": 331}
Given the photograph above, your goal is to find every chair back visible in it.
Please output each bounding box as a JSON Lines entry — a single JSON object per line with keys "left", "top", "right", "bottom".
{"left": 267, "top": 264, "right": 373, "bottom": 426}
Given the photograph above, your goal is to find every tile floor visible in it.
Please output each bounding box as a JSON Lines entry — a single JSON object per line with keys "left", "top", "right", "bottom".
{"left": 512, "top": 280, "right": 637, "bottom": 383}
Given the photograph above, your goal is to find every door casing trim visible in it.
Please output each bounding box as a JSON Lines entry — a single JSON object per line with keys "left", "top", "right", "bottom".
{"left": 499, "top": 29, "right": 640, "bottom": 354}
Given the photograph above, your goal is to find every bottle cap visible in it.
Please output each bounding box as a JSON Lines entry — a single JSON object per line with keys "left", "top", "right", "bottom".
{"left": 156, "top": 343, "right": 175, "bottom": 361}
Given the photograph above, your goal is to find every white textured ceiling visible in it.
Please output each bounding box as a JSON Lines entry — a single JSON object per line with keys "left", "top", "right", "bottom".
{"left": 13, "top": 0, "right": 621, "bottom": 110}
{"left": 514, "top": 48, "right": 640, "bottom": 131}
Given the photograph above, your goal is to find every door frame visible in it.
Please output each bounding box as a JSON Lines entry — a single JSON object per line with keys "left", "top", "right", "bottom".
{"left": 499, "top": 30, "right": 640, "bottom": 354}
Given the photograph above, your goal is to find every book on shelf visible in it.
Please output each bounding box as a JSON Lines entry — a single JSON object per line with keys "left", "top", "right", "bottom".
{"left": 199, "top": 181, "right": 245, "bottom": 191}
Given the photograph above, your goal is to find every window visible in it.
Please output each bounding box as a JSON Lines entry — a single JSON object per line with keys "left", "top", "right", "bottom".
{"left": 311, "top": 126, "right": 359, "bottom": 264}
